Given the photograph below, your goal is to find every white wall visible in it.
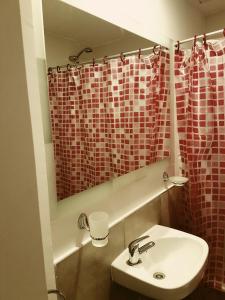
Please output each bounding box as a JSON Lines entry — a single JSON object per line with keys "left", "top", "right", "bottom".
{"left": 61, "top": 0, "right": 205, "bottom": 43}
{"left": 30, "top": 1, "right": 56, "bottom": 297}
{"left": 0, "top": 0, "right": 49, "bottom": 299}
{"left": 92, "top": 34, "right": 153, "bottom": 58}
{"left": 45, "top": 34, "right": 77, "bottom": 66}
{"left": 206, "top": 10, "right": 225, "bottom": 32}
{"left": 45, "top": 33, "right": 94, "bottom": 66}
{"left": 157, "top": 0, "right": 206, "bottom": 40}
{"left": 45, "top": 32, "right": 153, "bottom": 68}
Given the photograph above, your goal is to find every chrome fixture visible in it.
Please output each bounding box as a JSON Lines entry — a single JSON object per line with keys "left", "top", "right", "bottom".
{"left": 48, "top": 289, "right": 66, "bottom": 300}
{"left": 78, "top": 213, "right": 90, "bottom": 230}
{"left": 127, "top": 235, "right": 155, "bottom": 266}
{"left": 163, "top": 171, "right": 188, "bottom": 186}
{"left": 163, "top": 171, "right": 169, "bottom": 182}
{"left": 69, "top": 47, "right": 93, "bottom": 63}
{"left": 49, "top": 44, "right": 164, "bottom": 72}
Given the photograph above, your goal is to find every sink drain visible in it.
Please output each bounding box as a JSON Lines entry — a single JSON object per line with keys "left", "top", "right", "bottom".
{"left": 153, "top": 272, "right": 166, "bottom": 280}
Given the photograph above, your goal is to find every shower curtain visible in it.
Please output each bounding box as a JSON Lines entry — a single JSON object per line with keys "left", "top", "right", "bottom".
{"left": 175, "top": 39, "right": 225, "bottom": 290}
{"left": 48, "top": 50, "right": 170, "bottom": 200}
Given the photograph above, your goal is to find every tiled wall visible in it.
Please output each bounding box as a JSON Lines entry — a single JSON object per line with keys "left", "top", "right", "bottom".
{"left": 56, "top": 186, "right": 180, "bottom": 300}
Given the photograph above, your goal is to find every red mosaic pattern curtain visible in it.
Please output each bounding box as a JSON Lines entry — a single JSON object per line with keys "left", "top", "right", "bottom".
{"left": 175, "top": 39, "right": 225, "bottom": 291}
{"left": 48, "top": 50, "right": 170, "bottom": 200}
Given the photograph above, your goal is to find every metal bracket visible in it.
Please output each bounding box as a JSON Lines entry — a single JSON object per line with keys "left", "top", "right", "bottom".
{"left": 163, "top": 171, "right": 169, "bottom": 182}
{"left": 48, "top": 289, "right": 66, "bottom": 300}
{"left": 78, "top": 213, "right": 90, "bottom": 231}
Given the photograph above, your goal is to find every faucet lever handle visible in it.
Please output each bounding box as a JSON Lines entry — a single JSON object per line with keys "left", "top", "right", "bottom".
{"left": 128, "top": 235, "right": 150, "bottom": 256}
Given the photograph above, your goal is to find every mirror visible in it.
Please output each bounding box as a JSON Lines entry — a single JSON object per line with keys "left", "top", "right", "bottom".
{"left": 43, "top": 0, "right": 170, "bottom": 200}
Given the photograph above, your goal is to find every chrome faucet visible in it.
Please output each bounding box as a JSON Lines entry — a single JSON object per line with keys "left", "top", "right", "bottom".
{"left": 163, "top": 171, "right": 169, "bottom": 182}
{"left": 127, "top": 235, "right": 155, "bottom": 266}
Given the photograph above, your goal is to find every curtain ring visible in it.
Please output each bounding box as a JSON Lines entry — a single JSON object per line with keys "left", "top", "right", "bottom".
{"left": 192, "top": 35, "right": 197, "bottom": 51}
{"left": 120, "top": 52, "right": 125, "bottom": 63}
{"left": 203, "top": 33, "right": 208, "bottom": 49}
{"left": 159, "top": 45, "right": 162, "bottom": 55}
{"left": 67, "top": 64, "right": 71, "bottom": 71}
{"left": 138, "top": 48, "right": 141, "bottom": 59}
{"left": 47, "top": 67, "right": 52, "bottom": 75}
{"left": 57, "top": 66, "right": 61, "bottom": 73}
{"left": 193, "top": 35, "right": 197, "bottom": 48}
{"left": 153, "top": 45, "right": 159, "bottom": 55}
{"left": 175, "top": 41, "right": 180, "bottom": 54}
{"left": 92, "top": 57, "right": 95, "bottom": 67}
{"left": 75, "top": 60, "right": 80, "bottom": 67}
{"left": 103, "top": 56, "right": 108, "bottom": 64}
{"left": 153, "top": 45, "right": 162, "bottom": 55}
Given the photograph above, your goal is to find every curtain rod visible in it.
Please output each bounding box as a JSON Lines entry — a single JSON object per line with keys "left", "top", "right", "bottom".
{"left": 177, "top": 28, "right": 224, "bottom": 45}
{"left": 48, "top": 44, "right": 166, "bottom": 72}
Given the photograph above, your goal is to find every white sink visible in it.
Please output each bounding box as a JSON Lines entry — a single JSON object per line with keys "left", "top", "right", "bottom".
{"left": 111, "top": 225, "right": 208, "bottom": 300}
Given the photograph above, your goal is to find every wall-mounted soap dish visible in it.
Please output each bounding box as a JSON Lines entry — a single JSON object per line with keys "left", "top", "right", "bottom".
{"left": 169, "top": 176, "right": 188, "bottom": 186}
{"left": 163, "top": 172, "right": 188, "bottom": 186}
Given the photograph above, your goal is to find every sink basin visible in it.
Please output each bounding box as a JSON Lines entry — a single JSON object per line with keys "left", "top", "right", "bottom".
{"left": 111, "top": 225, "right": 208, "bottom": 300}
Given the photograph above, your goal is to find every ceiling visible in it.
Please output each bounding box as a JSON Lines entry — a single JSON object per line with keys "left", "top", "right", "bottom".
{"left": 43, "top": 0, "right": 148, "bottom": 48}
{"left": 188, "top": 0, "right": 225, "bottom": 16}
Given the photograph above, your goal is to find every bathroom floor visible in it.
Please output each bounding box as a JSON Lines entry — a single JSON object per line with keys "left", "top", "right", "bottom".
{"left": 110, "top": 282, "right": 225, "bottom": 300}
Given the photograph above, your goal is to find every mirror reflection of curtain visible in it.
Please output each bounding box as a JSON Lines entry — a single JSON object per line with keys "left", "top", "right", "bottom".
{"left": 175, "top": 39, "right": 225, "bottom": 291}
{"left": 48, "top": 50, "right": 170, "bottom": 200}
